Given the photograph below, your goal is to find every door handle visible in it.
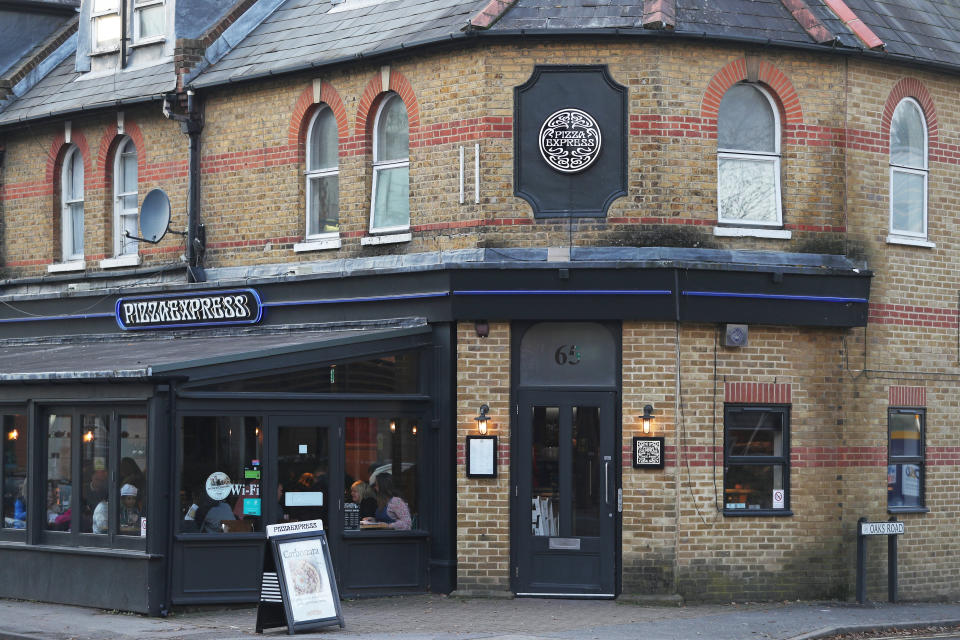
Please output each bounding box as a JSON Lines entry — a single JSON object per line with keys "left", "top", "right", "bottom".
{"left": 604, "top": 461, "right": 611, "bottom": 505}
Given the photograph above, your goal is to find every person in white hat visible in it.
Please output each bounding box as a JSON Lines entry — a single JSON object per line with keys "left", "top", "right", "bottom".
{"left": 119, "top": 484, "right": 141, "bottom": 535}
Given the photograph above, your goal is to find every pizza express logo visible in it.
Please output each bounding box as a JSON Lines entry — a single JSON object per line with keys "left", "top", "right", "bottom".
{"left": 116, "top": 288, "right": 262, "bottom": 330}
{"left": 538, "top": 108, "right": 602, "bottom": 173}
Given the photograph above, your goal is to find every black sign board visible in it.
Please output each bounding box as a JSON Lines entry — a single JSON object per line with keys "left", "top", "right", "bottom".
{"left": 514, "top": 65, "right": 627, "bottom": 217}
{"left": 633, "top": 437, "right": 665, "bottom": 469}
{"left": 115, "top": 288, "right": 262, "bottom": 330}
{"left": 256, "top": 520, "right": 344, "bottom": 635}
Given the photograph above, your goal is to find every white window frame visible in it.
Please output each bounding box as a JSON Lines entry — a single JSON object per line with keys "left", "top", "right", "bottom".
{"left": 369, "top": 93, "right": 410, "bottom": 235}
{"left": 132, "top": 0, "right": 165, "bottom": 45}
{"left": 888, "top": 97, "right": 929, "bottom": 244}
{"left": 716, "top": 84, "right": 783, "bottom": 229}
{"left": 90, "top": 0, "right": 122, "bottom": 54}
{"left": 304, "top": 106, "right": 339, "bottom": 243}
{"left": 114, "top": 136, "right": 139, "bottom": 258}
{"left": 60, "top": 145, "right": 85, "bottom": 263}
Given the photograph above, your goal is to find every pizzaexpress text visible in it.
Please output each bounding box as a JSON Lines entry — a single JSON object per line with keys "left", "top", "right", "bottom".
{"left": 122, "top": 294, "right": 252, "bottom": 325}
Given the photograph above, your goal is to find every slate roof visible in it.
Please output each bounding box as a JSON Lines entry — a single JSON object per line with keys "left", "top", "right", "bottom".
{"left": 190, "top": 0, "right": 489, "bottom": 88}
{"left": 8, "top": 0, "right": 960, "bottom": 125}
{"left": 0, "top": 55, "right": 175, "bottom": 125}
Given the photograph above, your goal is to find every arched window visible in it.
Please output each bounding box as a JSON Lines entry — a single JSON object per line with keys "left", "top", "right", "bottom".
{"left": 889, "top": 98, "right": 928, "bottom": 240}
{"left": 370, "top": 93, "right": 409, "bottom": 233}
{"left": 717, "top": 83, "right": 782, "bottom": 227}
{"left": 305, "top": 106, "right": 339, "bottom": 237}
{"left": 114, "top": 137, "right": 138, "bottom": 257}
{"left": 61, "top": 145, "right": 84, "bottom": 262}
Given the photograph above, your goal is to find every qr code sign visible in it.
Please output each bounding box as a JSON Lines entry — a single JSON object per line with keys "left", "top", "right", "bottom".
{"left": 637, "top": 438, "right": 662, "bottom": 466}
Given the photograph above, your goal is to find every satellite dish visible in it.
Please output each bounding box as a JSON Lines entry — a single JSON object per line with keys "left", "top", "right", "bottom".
{"left": 138, "top": 188, "right": 171, "bottom": 244}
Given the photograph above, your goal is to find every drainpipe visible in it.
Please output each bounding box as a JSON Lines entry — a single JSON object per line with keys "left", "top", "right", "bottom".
{"left": 162, "top": 90, "right": 204, "bottom": 282}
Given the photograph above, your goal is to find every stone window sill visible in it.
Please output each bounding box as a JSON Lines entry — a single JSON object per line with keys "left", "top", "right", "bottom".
{"left": 714, "top": 226, "right": 791, "bottom": 240}
{"left": 47, "top": 260, "right": 85, "bottom": 273}
{"left": 360, "top": 232, "right": 412, "bottom": 246}
{"left": 886, "top": 235, "right": 935, "bottom": 249}
{"left": 294, "top": 236, "right": 342, "bottom": 253}
{"left": 100, "top": 254, "right": 141, "bottom": 269}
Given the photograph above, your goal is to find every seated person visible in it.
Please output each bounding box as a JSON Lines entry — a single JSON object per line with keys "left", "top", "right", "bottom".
{"left": 119, "top": 484, "right": 141, "bottom": 535}
{"left": 196, "top": 497, "right": 234, "bottom": 533}
{"left": 350, "top": 480, "right": 377, "bottom": 519}
{"left": 11, "top": 479, "right": 27, "bottom": 528}
{"left": 362, "top": 474, "right": 411, "bottom": 530}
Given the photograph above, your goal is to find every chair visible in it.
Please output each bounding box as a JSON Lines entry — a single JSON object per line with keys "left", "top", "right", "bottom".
{"left": 220, "top": 519, "right": 254, "bottom": 533}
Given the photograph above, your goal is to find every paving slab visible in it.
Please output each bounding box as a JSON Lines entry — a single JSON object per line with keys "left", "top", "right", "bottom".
{"left": 1, "top": 596, "right": 960, "bottom": 640}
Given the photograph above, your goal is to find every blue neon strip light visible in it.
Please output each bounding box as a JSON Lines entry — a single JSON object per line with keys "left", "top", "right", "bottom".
{"left": 0, "top": 312, "right": 115, "bottom": 324}
{"left": 683, "top": 291, "right": 867, "bottom": 304}
{"left": 261, "top": 291, "right": 450, "bottom": 308}
{"left": 453, "top": 290, "right": 672, "bottom": 296}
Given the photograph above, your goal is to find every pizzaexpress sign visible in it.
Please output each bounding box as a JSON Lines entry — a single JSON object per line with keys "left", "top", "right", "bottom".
{"left": 116, "top": 289, "right": 262, "bottom": 330}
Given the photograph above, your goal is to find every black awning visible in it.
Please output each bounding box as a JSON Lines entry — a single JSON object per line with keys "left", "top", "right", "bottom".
{"left": 0, "top": 323, "right": 432, "bottom": 382}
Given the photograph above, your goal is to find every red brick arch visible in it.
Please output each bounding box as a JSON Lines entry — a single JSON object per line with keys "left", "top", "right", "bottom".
{"left": 96, "top": 120, "right": 146, "bottom": 189}
{"left": 288, "top": 81, "right": 349, "bottom": 153}
{"left": 700, "top": 58, "right": 803, "bottom": 129}
{"left": 354, "top": 69, "right": 420, "bottom": 150}
{"left": 46, "top": 129, "right": 92, "bottom": 186}
{"left": 881, "top": 78, "right": 938, "bottom": 147}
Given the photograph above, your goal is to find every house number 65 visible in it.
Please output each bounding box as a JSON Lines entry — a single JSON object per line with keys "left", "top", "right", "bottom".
{"left": 554, "top": 344, "right": 581, "bottom": 365}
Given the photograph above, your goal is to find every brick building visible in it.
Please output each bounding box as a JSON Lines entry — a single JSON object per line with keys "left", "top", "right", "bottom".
{"left": 0, "top": 0, "right": 955, "bottom": 614}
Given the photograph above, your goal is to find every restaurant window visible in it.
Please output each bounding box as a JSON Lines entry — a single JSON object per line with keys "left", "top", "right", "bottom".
{"left": 723, "top": 405, "right": 790, "bottom": 514}
{"left": 889, "top": 98, "right": 928, "bottom": 242}
{"left": 191, "top": 351, "right": 421, "bottom": 394}
{"left": 717, "top": 83, "right": 782, "bottom": 227}
{"left": 888, "top": 408, "right": 925, "bottom": 511}
{"left": 345, "top": 417, "right": 419, "bottom": 530}
{"left": 1, "top": 412, "right": 28, "bottom": 532}
{"left": 179, "top": 416, "right": 264, "bottom": 533}
{"left": 370, "top": 93, "right": 410, "bottom": 233}
{"left": 42, "top": 407, "right": 147, "bottom": 546}
{"left": 305, "top": 105, "right": 339, "bottom": 238}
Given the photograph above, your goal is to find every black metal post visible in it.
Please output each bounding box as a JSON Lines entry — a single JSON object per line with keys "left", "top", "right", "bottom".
{"left": 888, "top": 517, "right": 898, "bottom": 603}
{"left": 856, "top": 517, "right": 867, "bottom": 604}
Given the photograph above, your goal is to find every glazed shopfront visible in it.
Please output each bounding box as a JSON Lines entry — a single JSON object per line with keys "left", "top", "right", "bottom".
{"left": 0, "top": 280, "right": 457, "bottom": 615}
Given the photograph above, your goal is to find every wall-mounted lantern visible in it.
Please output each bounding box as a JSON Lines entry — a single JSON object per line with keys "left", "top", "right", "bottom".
{"left": 640, "top": 404, "right": 655, "bottom": 435}
{"left": 475, "top": 404, "right": 490, "bottom": 435}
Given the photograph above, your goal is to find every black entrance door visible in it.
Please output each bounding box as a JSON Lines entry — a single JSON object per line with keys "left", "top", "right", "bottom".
{"left": 271, "top": 417, "right": 341, "bottom": 536}
{"left": 514, "top": 390, "right": 618, "bottom": 596}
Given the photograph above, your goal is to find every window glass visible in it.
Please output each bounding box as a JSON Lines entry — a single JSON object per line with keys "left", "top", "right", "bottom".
{"left": 717, "top": 84, "right": 780, "bottom": 227}
{"left": 116, "top": 138, "right": 138, "bottom": 256}
{"left": 308, "top": 108, "right": 338, "bottom": 170}
{"left": 891, "top": 100, "right": 925, "bottom": 168}
{"left": 371, "top": 94, "right": 410, "bottom": 232}
{"left": 724, "top": 407, "right": 788, "bottom": 512}
{"left": 889, "top": 99, "right": 927, "bottom": 238}
{"left": 717, "top": 157, "right": 778, "bottom": 223}
{"left": 119, "top": 415, "right": 147, "bottom": 536}
{"left": 888, "top": 410, "right": 924, "bottom": 509}
{"left": 519, "top": 322, "right": 617, "bottom": 387}
{"left": 80, "top": 413, "right": 111, "bottom": 535}
{"left": 890, "top": 171, "right": 925, "bottom": 235}
{"left": 136, "top": 2, "right": 165, "bottom": 40}
{"left": 371, "top": 166, "right": 409, "bottom": 229}
{"left": 376, "top": 96, "right": 409, "bottom": 161}
{"left": 92, "top": 0, "right": 121, "bottom": 51}
{"left": 345, "top": 417, "right": 418, "bottom": 530}
{"left": 179, "top": 416, "right": 263, "bottom": 533}
{"left": 2, "top": 413, "right": 28, "bottom": 530}
{"left": 46, "top": 414, "right": 72, "bottom": 531}
{"left": 307, "top": 175, "right": 339, "bottom": 236}
{"left": 62, "top": 147, "right": 84, "bottom": 260}
{"left": 192, "top": 351, "right": 420, "bottom": 394}
{"left": 718, "top": 84, "right": 775, "bottom": 153}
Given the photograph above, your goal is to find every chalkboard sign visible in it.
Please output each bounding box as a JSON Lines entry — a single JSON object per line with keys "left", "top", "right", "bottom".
{"left": 256, "top": 519, "right": 344, "bottom": 634}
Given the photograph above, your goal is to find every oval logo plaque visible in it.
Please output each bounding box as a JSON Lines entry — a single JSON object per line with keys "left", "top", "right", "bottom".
{"left": 538, "top": 108, "right": 602, "bottom": 173}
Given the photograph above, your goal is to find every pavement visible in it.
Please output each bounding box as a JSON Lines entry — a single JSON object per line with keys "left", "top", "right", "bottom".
{"left": 1, "top": 595, "right": 960, "bottom": 640}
